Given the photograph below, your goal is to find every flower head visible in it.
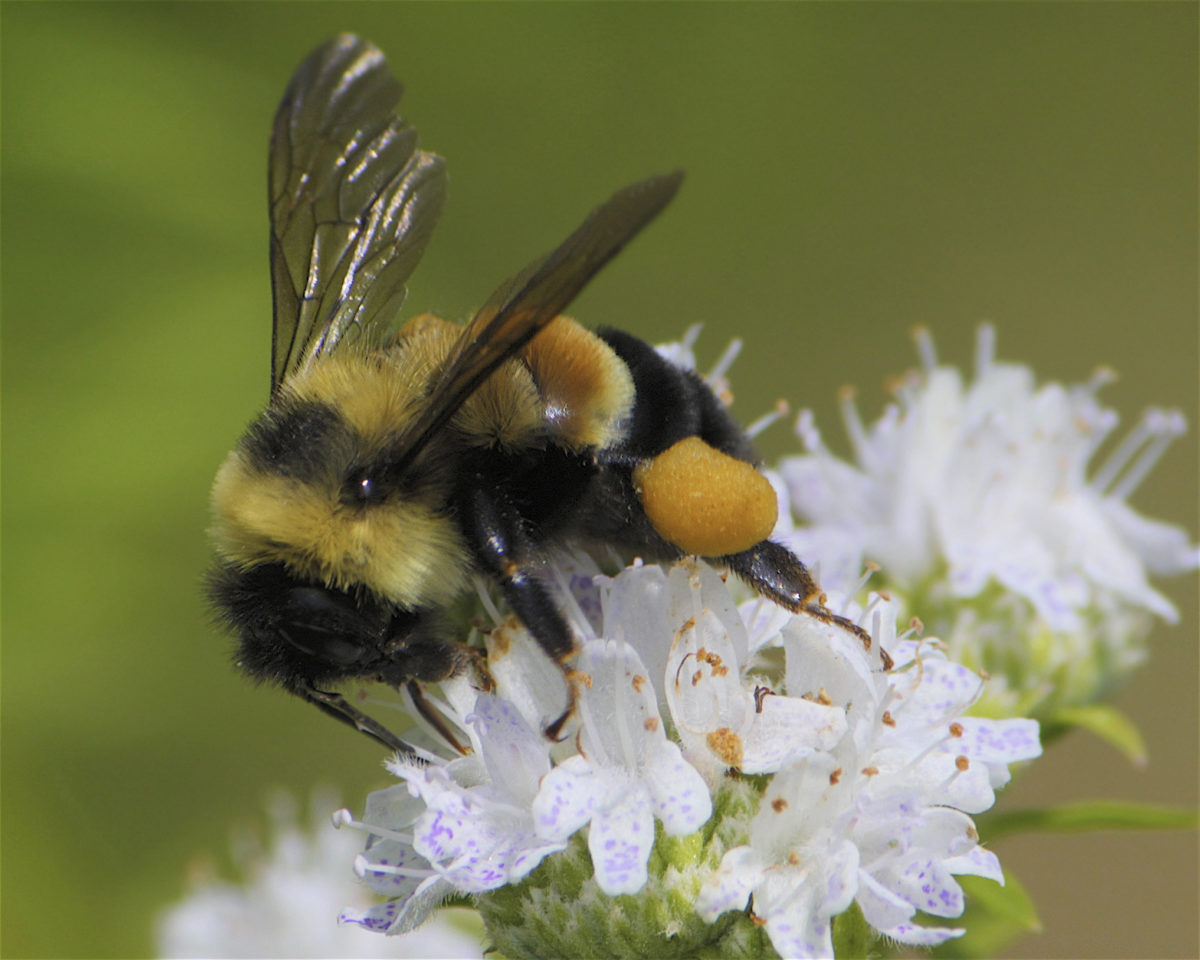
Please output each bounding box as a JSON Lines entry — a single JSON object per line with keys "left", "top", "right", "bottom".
{"left": 696, "top": 596, "right": 1040, "bottom": 958}
{"left": 337, "top": 683, "right": 567, "bottom": 935}
{"left": 156, "top": 792, "right": 482, "bottom": 958}
{"left": 779, "top": 326, "right": 1198, "bottom": 717}
{"left": 344, "top": 556, "right": 1039, "bottom": 959}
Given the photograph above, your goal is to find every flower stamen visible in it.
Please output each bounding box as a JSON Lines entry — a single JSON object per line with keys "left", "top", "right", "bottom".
{"left": 707, "top": 337, "right": 743, "bottom": 385}
{"left": 353, "top": 854, "right": 436, "bottom": 881}
{"left": 973, "top": 323, "right": 996, "bottom": 379}
{"left": 333, "top": 810, "right": 417, "bottom": 846}
{"left": 913, "top": 325, "right": 937, "bottom": 372}
{"left": 746, "top": 399, "right": 790, "bottom": 439}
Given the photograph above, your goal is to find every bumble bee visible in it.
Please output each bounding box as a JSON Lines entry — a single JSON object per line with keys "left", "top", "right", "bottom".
{"left": 210, "top": 34, "right": 872, "bottom": 756}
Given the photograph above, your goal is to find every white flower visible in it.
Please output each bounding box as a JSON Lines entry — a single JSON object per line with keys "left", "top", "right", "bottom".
{"left": 697, "top": 595, "right": 1041, "bottom": 959}
{"left": 343, "top": 558, "right": 1040, "bottom": 957}
{"left": 777, "top": 326, "right": 1198, "bottom": 721}
{"left": 156, "top": 792, "right": 482, "bottom": 958}
{"left": 779, "top": 325, "right": 1198, "bottom": 629}
{"left": 603, "top": 560, "right": 848, "bottom": 782}
{"left": 876, "top": 639, "right": 1042, "bottom": 812}
{"left": 399, "top": 695, "right": 566, "bottom": 891}
{"left": 339, "top": 686, "right": 566, "bottom": 934}
{"left": 531, "top": 637, "right": 712, "bottom": 895}
{"left": 334, "top": 505, "right": 1046, "bottom": 960}
{"left": 335, "top": 782, "right": 454, "bottom": 936}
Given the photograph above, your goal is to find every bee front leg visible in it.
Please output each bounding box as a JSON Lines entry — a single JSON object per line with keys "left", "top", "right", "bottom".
{"left": 294, "top": 679, "right": 421, "bottom": 759}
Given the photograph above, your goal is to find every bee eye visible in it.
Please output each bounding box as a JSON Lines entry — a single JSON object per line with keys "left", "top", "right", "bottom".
{"left": 345, "top": 470, "right": 388, "bottom": 505}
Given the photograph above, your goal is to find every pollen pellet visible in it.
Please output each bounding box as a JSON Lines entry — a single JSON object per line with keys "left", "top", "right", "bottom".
{"left": 634, "top": 436, "right": 777, "bottom": 557}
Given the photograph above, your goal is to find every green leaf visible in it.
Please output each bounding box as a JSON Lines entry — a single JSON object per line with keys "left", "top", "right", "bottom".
{"left": 1052, "top": 704, "right": 1147, "bottom": 765}
{"left": 978, "top": 801, "right": 1198, "bottom": 841}
{"left": 832, "top": 901, "right": 871, "bottom": 959}
{"left": 932, "top": 870, "right": 1040, "bottom": 960}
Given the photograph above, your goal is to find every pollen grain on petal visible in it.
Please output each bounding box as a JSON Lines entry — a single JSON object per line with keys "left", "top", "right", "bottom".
{"left": 706, "top": 727, "right": 744, "bottom": 768}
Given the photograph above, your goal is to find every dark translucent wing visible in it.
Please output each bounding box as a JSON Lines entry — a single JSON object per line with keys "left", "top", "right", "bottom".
{"left": 385, "top": 171, "right": 684, "bottom": 475}
{"left": 269, "top": 34, "right": 446, "bottom": 392}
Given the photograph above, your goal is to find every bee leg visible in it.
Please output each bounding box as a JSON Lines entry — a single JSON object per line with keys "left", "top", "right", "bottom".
{"left": 723, "top": 540, "right": 890, "bottom": 668}
{"left": 405, "top": 679, "right": 471, "bottom": 755}
{"left": 462, "top": 482, "right": 578, "bottom": 736}
{"left": 294, "top": 680, "right": 421, "bottom": 759}
{"left": 721, "top": 538, "right": 821, "bottom": 610}
{"left": 488, "top": 567, "right": 578, "bottom": 740}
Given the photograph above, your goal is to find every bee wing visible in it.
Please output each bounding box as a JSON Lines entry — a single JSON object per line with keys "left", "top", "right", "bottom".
{"left": 269, "top": 34, "right": 446, "bottom": 393}
{"left": 388, "top": 171, "right": 684, "bottom": 473}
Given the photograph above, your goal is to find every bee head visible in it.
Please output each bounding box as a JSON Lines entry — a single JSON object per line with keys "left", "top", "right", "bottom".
{"left": 207, "top": 560, "right": 453, "bottom": 689}
{"left": 209, "top": 382, "right": 470, "bottom": 612}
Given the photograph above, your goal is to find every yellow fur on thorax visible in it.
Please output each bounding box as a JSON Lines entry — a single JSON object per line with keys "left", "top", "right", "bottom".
{"left": 287, "top": 336, "right": 441, "bottom": 452}
{"left": 211, "top": 312, "right": 634, "bottom": 608}
{"left": 403, "top": 315, "right": 546, "bottom": 452}
{"left": 393, "top": 313, "right": 634, "bottom": 452}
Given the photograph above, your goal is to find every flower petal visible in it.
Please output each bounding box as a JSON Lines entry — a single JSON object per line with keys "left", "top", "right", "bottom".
{"left": 756, "top": 867, "right": 835, "bottom": 960}
{"left": 531, "top": 755, "right": 602, "bottom": 842}
{"left": 695, "top": 845, "right": 763, "bottom": 921}
{"left": 741, "top": 694, "right": 847, "bottom": 773}
{"left": 890, "top": 653, "right": 983, "bottom": 723}
{"left": 471, "top": 696, "right": 551, "bottom": 807}
{"left": 641, "top": 739, "right": 712, "bottom": 835}
{"left": 890, "top": 857, "right": 965, "bottom": 919}
{"left": 576, "top": 639, "right": 661, "bottom": 768}
{"left": 944, "top": 844, "right": 1004, "bottom": 884}
{"left": 356, "top": 838, "right": 428, "bottom": 898}
{"left": 588, "top": 784, "right": 655, "bottom": 895}
{"left": 953, "top": 717, "right": 1043, "bottom": 768}
{"left": 485, "top": 622, "right": 573, "bottom": 737}
{"left": 879, "top": 921, "right": 965, "bottom": 947}
{"left": 383, "top": 875, "right": 455, "bottom": 935}
{"left": 855, "top": 870, "right": 916, "bottom": 932}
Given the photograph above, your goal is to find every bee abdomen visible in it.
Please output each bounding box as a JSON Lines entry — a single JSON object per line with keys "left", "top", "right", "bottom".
{"left": 596, "top": 327, "right": 757, "bottom": 462}
{"left": 522, "top": 316, "right": 635, "bottom": 452}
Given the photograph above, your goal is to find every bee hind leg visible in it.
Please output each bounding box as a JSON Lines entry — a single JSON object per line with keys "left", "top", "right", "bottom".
{"left": 722, "top": 540, "right": 891, "bottom": 669}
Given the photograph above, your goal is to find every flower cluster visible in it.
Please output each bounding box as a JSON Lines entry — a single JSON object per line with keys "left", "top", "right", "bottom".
{"left": 162, "top": 325, "right": 1195, "bottom": 957}
{"left": 778, "top": 326, "right": 1198, "bottom": 718}
{"left": 156, "top": 792, "right": 482, "bottom": 959}
{"left": 336, "top": 559, "right": 1041, "bottom": 958}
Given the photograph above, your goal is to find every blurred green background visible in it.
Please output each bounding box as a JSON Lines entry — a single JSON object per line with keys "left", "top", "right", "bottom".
{"left": 3, "top": 3, "right": 1196, "bottom": 958}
